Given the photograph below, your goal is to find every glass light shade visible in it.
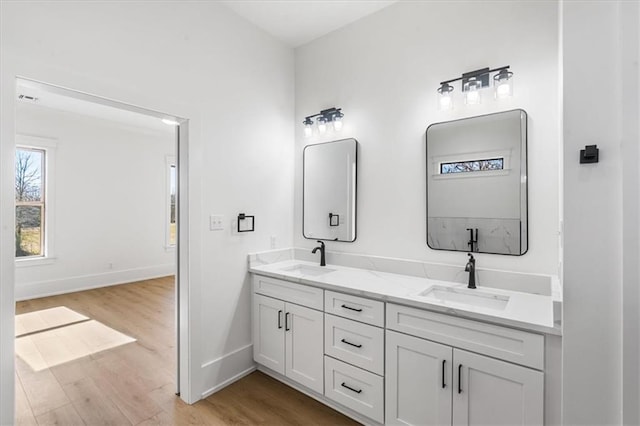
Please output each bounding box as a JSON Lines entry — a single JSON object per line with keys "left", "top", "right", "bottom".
{"left": 439, "top": 92, "right": 453, "bottom": 110}
{"left": 437, "top": 83, "right": 454, "bottom": 111}
{"left": 494, "top": 70, "right": 514, "bottom": 99}
{"left": 333, "top": 115, "right": 343, "bottom": 131}
{"left": 304, "top": 123, "right": 313, "bottom": 137}
{"left": 463, "top": 78, "right": 482, "bottom": 105}
{"left": 317, "top": 117, "right": 327, "bottom": 134}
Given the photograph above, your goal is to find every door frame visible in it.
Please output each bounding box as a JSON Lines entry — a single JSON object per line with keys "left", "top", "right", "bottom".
{"left": 1, "top": 76, "right": 198, "bottom": 423}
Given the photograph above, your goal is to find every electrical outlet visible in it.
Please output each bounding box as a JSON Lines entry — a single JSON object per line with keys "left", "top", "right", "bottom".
{"left": 210, "top": 215, "right": 225, "bottom": 231}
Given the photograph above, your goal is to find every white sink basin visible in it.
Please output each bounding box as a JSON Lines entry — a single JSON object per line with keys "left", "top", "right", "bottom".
{"left": 280, "top": 264, "right": 336, "bottom": 276}
{"left": 417, "top": 285, "right": 510, "bottom": 311}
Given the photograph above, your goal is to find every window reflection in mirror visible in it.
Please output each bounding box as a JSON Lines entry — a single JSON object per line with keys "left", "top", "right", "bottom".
{"left": 426, "top": 109, "right": 528, "bottom": 255}
{"left": 303, "top": 138, "right": 357, "bottom": 242}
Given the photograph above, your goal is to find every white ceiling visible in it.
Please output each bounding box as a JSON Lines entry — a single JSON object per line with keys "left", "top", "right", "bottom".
{"left": 221, "top": 0, "right": 399, "bottom": 47}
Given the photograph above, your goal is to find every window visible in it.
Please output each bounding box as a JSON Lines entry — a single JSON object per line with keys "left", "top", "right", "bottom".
{"left": 440, "top": 157, "right": 504, "bottom": 175}
{"left": 15, "top": 147, "right": 46, "bottom": 258}
{"left": 167, "top": 157, "right": 177, "bottom": 247}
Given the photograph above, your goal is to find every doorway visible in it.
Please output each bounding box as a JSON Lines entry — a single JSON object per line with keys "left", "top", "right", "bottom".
{"left": 12, "top": 78, "right": 189, "bottom": 422}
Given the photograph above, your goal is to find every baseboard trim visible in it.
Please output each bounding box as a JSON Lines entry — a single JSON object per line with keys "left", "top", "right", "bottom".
{"left": 201, "top": 366, "right": 256, "bottom": 399}
{"left": 200, "top": 343, "right": 255, "bottom": 399}
{"left": 15, "top": 264, "right": 175, "bottom": 301}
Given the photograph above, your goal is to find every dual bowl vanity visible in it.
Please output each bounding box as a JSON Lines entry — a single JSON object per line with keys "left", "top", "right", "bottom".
{"left": 249, "top": 254, "right": 560, "bottom": 426}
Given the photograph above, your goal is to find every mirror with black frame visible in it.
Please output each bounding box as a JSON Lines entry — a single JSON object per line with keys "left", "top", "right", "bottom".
{"left": 426, "top": 109, "right": 528, "bottom": 255}
{"left": 303, "top": 138, "right": 357, "bottom": 242}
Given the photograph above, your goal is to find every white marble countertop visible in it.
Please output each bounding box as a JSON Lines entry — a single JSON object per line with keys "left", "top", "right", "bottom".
{"left": 250, "top": 259, "right": 561, "bottom": 336}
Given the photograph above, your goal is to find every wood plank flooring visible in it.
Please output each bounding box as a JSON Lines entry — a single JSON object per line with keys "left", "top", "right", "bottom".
{"left": 16, "top": 277, "right": 359, "bottom": 425}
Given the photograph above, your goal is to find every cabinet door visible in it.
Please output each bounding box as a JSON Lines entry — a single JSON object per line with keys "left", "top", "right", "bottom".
{"left": 453, "top": 349, "right": 543, "bottom": 426}
{"left": 252, "top": 294, "right": 285, "bottom": 375}
{"left": 386, "top": 330, "right": 453, "bottom": 426}
{"left": 285, "top": 303, "right": 324, "bottom": 394}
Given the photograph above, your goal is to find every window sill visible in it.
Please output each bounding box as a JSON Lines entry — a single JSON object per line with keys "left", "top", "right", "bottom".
{"left": 15, "top": 257, "right": 57, "bottom": 268}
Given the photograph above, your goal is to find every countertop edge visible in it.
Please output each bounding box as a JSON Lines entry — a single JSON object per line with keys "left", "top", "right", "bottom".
{"left": 249, "top": 267, "right": 562, "bottom": 337}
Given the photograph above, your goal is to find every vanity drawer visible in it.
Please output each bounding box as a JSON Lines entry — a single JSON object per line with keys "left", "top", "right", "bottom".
{"left": 325, "top": 290, "right": 384, "bottom": 327}
{"left": 324, "top": 356, "right": 384, "bottom": 423}
{"left": 252, "top": 275, "right": 323, "bottom": 310}
{"left": 386, "top": 303, "right": 544, "bottom": 370}
{"left": 324, "top": 314, "right": 384, "bottom": 375}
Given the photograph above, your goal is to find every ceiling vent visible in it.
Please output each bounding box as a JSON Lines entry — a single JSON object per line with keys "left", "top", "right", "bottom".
{"left": 17, "top": 94, "right": 39, "bottom": 103}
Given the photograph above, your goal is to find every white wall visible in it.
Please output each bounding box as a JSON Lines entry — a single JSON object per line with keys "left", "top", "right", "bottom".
{"left": 0, "top": 2, "right": 294, "bottom": 422}
{"left": 14, "top": 103, "right": 176, "bottom": 300}
{"left": 562, "top": 1, "right": 639, "bottom": 424}
{"left": 294, "top": 1, "right": 560, "bottom": 275}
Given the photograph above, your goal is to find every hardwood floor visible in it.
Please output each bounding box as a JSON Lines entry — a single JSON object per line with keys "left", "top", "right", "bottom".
{"left": 15, "top": 277, "right": 359, "bottom": 425}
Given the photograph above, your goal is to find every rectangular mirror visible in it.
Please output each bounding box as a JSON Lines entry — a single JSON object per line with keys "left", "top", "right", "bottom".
{"left": 426, "top": 109, "right": 527, "bottom": 255}
{"left": 303, "top": 138, "right": 357, "bottom": 242}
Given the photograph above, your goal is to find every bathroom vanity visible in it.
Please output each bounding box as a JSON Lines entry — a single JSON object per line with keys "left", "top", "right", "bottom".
{"left": 249, "top": 251, "right": 561, "bottom": 426}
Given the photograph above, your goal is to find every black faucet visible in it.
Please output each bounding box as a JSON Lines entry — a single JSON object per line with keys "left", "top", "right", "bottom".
{"left": 466, "top": 228, "right": 478, "bottom": 252}
{"left": 465, "top": 253, "right": 476, "bottom": 289}
{"left": 312, "top": 241, "right": 326, "bottom": 267}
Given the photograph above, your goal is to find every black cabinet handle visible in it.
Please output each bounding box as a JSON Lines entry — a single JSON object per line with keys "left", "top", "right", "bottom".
{"left": 340, "top": 338, "right": 362, "bottom": 348}
{"left": 458, "top": 364, "right": 463, "bottom": 394}
{"left": 442, "top": 360, "right": 446, "bottom": 389}
{"left": 278, "top": 310, "right": 283, "bottom": 329}
{"left": 341, "top": 382, "right": 362, "bottom": 394}
{"left": 285, "top": 312, "right": 290, "bottom": 331}
{"left": 341, "top": 304, "right": 363, "bottom": 312}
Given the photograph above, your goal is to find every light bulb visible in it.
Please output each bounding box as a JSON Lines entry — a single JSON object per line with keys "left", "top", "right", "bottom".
{"left": 332, "top": 112, "right": 344, "bottom": 131}
{"left": 465, "top": 90, "right": 480, "bottom": 105}
{"left": 493, "top": 69, "right": 514, "bottom": 99}
{"left": 496, "top": 83, "right": 511, "bottom": 98}
{"left": 463, "top": 78, "right": 481, "bottom": 105}
{"left": 317, "top": 117, "right": 327, "bottom": 134}
{"left": 303, "top": 117, "right": 314, "bottom": 138}
{"left": 304, "top": 124, "right": 313, "bottom": 137}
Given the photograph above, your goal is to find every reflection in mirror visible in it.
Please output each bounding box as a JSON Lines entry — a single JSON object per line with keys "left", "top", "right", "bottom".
{"left": 426, "top": 109, "right": 527, "bottom": 255}
{"left": 303, "top": 138, "right": 357, "bottom": 242}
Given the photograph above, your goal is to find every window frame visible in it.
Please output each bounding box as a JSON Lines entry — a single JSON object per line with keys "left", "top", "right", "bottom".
{"left": 15, "top": 135, "right": 57, "bottom": 267}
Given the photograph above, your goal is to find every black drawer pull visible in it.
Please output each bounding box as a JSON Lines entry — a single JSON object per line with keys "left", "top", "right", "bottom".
{"left": 285, "top": 312, "right": 290, "bottom": 331}
{"left": 442, "top": 359, "right": 446, "bottom": 389}
{"left": 341, "top": 304, "right": 363, "bottom": 312}
{"left": 278, "top": 310, "right": 283, "bottom": 329}
{"left": 340, "top": 338, "right": 362, "bottom": 348}
{"left": 458, "top": 364, "right": 463, "bottom": 394}
{"left": 341, "top": 382, "right": 362, "bottom": 394}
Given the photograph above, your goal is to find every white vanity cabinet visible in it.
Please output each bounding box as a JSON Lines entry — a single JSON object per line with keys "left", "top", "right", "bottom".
{"left": 385, "top": 304, "right": 544, "bottom": 426}
{"left": 252, "top": 276, "right": 324, "bottom": 394}
{"left": 251, "top": 269, "right": 554, "bottom": 426}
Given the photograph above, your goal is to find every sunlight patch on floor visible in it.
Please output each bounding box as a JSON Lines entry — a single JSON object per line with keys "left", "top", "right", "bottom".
{"left": 15, "top": 306, "right": 89, "bottom": 337}
{"left": 16, "top": 317, "right": 136, "bottom": 372}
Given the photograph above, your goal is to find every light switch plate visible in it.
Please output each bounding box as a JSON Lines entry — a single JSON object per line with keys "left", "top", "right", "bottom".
{"left": 210, "top": 215, "right": 224, "bottom": 231}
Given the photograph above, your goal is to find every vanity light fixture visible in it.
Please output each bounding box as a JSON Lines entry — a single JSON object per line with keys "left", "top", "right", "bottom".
{"left": 437, "top": 66, "right": 513, "bottom": 109}
{"left": 302, "top": 107, "right": 344, "bottom": 138}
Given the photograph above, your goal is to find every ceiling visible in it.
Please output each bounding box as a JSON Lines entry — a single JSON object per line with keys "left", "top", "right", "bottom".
{"left": 221, "top": 0, "right": 399, "bottom": 47}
